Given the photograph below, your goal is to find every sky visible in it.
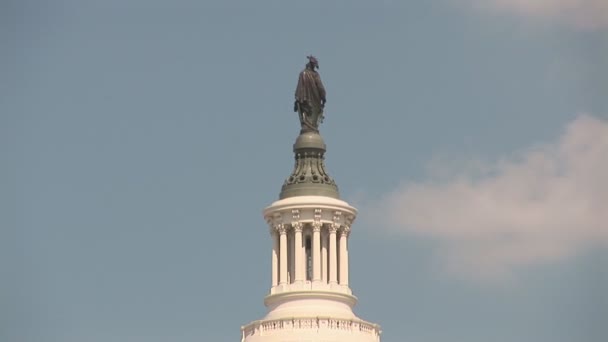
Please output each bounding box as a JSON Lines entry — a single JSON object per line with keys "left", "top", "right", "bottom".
{"left": 1, "top": 0, "right": 607, "bottom": 341}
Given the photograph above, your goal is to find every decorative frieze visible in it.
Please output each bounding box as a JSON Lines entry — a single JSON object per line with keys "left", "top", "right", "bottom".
{"left": 332, "top": 210, "right": 342, "bottom": 227}
{"left": 263, "top": 201, "right": 356, "bottom": 230}
{"left": 291, "top": 209, "right": 300, "bottom": 222}
{"left": 313, "top": 208, "right": 322, "bottom": 222}
{"left": 242, "top": 317, "right": 381, "bottom": 338}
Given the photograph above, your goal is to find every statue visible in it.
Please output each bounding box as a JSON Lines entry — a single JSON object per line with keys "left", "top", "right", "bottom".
{"left": 294, "top": 56, "right": 326, "bottom": 133}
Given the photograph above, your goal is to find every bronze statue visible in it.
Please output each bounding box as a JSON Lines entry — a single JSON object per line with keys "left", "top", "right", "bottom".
{"left": 294, "top": 56, "right": 326, "bottom": 133}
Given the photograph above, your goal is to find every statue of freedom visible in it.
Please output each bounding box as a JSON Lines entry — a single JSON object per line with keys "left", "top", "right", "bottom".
{"left": 294, "top": 56, "right": 326, "bottom": 133}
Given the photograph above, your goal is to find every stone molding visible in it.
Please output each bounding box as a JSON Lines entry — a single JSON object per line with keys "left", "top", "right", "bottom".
{"left": 266, "top": 199, "right": 356, "bottom": 237}
{"left": 264, "top": 196, "right": 357, "bottom": 228}
{"left": 242, "top": 316, "right": 381, "bottom": 340}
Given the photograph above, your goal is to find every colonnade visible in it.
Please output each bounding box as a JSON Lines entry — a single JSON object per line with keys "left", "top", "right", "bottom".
{"left": 270, "top": 221, "right": 350, "bottom": 288}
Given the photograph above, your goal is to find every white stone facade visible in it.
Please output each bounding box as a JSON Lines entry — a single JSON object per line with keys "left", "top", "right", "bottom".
{"left": 241, "top": 196, "right": 381, "bottom": 342}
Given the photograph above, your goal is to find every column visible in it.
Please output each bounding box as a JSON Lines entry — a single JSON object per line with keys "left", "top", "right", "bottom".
{"left": 321, "top": 228, "right": 328, "bottom": 283}
{"left": 271, "top": 228, "right": 279, "bottom": 287}
{"left": 328, "top": 224, "right": 338, "bottom": 284}
{"left": 312, "top": 222, "right": 321, "bottom": 282}
{"left": 339, "top": 227, "right": 350, "bottom": 286}
{"left": 288, "top": 232, "right": 294, "bottom": 282}
{"left": 278, "top": 225, "right": 287, "bottom": 285}
{"left": 293, "top": 222, "right": 304, "bottom": 283}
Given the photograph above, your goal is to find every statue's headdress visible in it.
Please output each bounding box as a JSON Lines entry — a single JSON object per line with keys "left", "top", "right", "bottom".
{"left": 307, "top": 55, "right": 319, "bottom": 68}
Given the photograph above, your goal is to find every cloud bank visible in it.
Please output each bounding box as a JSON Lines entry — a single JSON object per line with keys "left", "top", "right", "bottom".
{"left": 465, "top": 0, "right": 608, "bottom": 29}
{"left": 379, "top": 115, "right": 608, "bottom": 280}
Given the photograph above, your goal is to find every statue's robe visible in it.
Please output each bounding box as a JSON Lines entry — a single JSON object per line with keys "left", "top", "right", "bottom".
{"left": 295, "top": 68, "right": 326, "bottom": 131}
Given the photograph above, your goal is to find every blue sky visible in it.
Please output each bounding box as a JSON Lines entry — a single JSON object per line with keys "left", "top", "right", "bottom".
{"left": 2, "top": 1, "right": 607, "bottom": 341}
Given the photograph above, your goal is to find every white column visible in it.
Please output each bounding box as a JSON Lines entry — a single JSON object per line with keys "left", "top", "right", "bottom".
{"left": 339, "top": 226, "right": 350, "bottom": 286}
{"left": 271, "top": 228, "right": 279, "bottom": 287}
{"left": 288, "top": 231, "right": 294, "bottom": 283}
{"left": 321, "top": 228, "right": 328, "bottom": 283}
{"left": 278, "top": 225, "right": 287, "bottom": 285}
{"left": 293, "top": 222, "right": 304, "bottom": 283}
{"left": 329, "top": 224, "right": 338, "bottom": 284}
{"left": 312, "top": 222, "right": 321, "bottom": 282}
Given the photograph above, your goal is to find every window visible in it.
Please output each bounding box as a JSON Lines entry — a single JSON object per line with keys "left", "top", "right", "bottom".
{"left": 305, "top": 235, "right": 312, "bottom": 281}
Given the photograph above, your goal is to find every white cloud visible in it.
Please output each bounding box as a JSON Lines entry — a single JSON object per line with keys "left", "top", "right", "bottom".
{"left": 465, "top": 0, "right": 608, "bottom": 29}
{"left": 378, "top": 115, "right": 608, "bottom": 281}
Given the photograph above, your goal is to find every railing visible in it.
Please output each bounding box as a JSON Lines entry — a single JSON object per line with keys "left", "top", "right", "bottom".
{"left": 269, "top": 281, "right": 352, "bottom": 295}
{"left": 241, "top": 317, "right": 381, "bottom": 340}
